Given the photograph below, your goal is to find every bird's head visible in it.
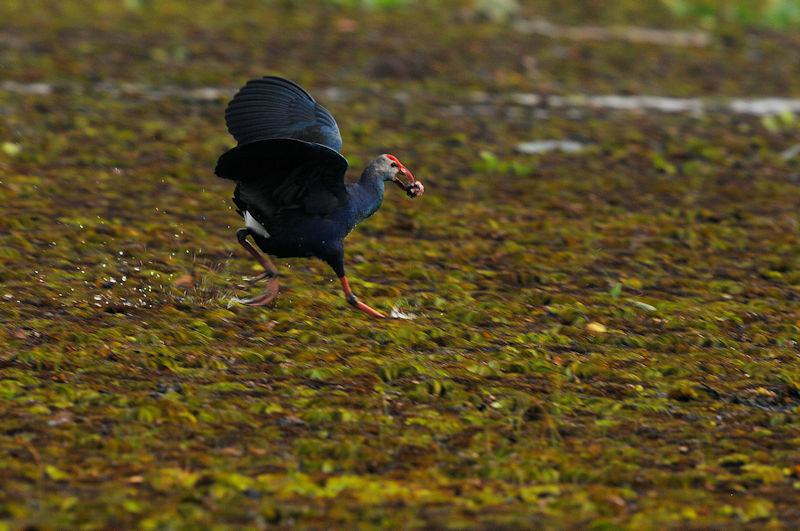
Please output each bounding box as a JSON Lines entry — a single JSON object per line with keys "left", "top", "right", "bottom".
{"left": 377, "top": 154, "right": 424, "bottom": 198}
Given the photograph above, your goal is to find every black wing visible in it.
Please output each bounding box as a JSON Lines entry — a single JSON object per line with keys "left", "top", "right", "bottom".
{"left": 216, "top": 138, "right": 349, "bottom": 222}
{"left": 216, "top": 76, "right": 350, "bottom": 225}
{"left": 224, "top": 76, "right": 342, "bottom": 152}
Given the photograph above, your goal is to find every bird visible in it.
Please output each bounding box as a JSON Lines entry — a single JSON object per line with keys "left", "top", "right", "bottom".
{"left": 214, "top": 76, "right": 424, "bottom": 318}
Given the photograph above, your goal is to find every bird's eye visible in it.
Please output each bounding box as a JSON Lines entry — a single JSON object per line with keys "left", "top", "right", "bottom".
{"left": 390, "top": 162, "right": 398, "bottom": 168}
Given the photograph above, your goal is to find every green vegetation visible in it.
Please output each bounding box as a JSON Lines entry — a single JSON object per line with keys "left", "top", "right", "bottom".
{"left": 1, "top": 1, "right": 799, "bottom": 527}
{"left": 663, "top": 0, "right": 800, "bottom": 28}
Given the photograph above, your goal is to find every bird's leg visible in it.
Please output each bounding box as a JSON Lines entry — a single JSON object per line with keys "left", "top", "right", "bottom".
{"left": 235, "top": 228, "right": 279, "bottom": 307}
{"left": 340, "top": 276, "right": 386, "bottom": 318}
{"left": 236, "top": 228, "right": 278, "bottom": 281}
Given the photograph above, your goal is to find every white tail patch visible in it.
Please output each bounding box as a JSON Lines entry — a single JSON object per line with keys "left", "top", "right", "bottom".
{"left": 244, "top": 211, "right": 270, "bottom": 238}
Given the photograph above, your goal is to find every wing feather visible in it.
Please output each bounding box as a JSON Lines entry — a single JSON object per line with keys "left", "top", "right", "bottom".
{"left": 216, "top": 138, "right": 349, "bottom": 229}
{"left": 217, "top": 77, "right": 349, "bottom": 233}
{"left": 224, "top": 76, "right": 342, "bottom": 152}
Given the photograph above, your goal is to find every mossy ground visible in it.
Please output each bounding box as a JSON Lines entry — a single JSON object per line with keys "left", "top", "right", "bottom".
{"left": 1, "top": 1, "right": 799, "bottom": 528}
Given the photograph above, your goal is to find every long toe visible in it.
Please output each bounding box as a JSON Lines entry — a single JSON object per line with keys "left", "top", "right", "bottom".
{"left": 236, "top": 277, "right": 279, "bottom": 307}
{"left": 242, "top": 294, "right": 277, "bottom": 307}
{"left": 353, "top": 300, "right": 386, "bottom": 318}
{"left": 340, "top": 276, "right": 386, "bottom": 318}
{"left": 245, "top": 271, "right": 275, "bottom": 284}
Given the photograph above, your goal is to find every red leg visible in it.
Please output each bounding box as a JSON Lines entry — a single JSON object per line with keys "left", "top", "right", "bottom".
{"left": 340, "top": 276, "right": 386, "bottom": 318}
{"left": 235, "top": 228, "right": 279, "bottom": 306}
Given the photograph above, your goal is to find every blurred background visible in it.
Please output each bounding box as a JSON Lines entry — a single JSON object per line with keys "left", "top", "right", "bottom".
{"left": 1, "top": 1, "right": 800, "bottom": 528}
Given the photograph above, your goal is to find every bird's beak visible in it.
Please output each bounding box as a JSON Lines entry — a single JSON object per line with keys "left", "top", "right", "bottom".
{"left": 392, "top": 164, "right": 416, "bottom": 188}
{"left": 387, "top": 157, "right": 423, "bottom": 198}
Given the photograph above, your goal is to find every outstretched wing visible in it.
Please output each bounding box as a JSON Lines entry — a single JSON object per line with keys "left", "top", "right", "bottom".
{"left": 216, "top": 76, "right": 350, "bottom": 226}
{"left": 216, "top": 138, "right": 349, "bottom": 222}
{"left": 224, "top": 76, "right": 342, "bottom": 152}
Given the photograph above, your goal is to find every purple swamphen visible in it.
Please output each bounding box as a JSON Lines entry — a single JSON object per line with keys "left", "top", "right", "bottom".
{"left": 215, "top": 76, "right": 424, "bottom": 318}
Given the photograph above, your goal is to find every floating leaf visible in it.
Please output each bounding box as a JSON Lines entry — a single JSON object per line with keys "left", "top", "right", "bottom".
{"left": 609, "top": 282, "right": 622, "bottom": 299}
{"left": 2, "top": 142, "right": 22, "bottom": 157}
{"left": 586, "top": 322, "right": 607, "bottom": 334}
{"left": 45, "top": 465, "right": 69, "bottom": 481}
{"left": 631, "top": 300, "right": 656, "bottom": 312}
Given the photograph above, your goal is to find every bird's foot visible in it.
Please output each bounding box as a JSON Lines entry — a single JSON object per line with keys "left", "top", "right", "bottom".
{"left": 406, "top": 181, "right": 424, "bottom": 198}
{"left": 244, "top": 271, "right": 276, "bottom": 284}
{"left": 340, "top": 276, "right": 386, "bottom": 318}
{"left": 347, "top": 296, "right": 387, "bottom": 318}
{"left": 234, "top": 277, "right": 279, "bottom": 307}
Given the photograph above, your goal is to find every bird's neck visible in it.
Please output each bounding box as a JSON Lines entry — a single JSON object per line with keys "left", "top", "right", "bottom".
{"left": 349, "top": 171, "right": 386, "bottom": 224}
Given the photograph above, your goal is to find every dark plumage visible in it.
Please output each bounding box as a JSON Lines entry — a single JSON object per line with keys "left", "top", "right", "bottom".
{"left": 215, "top": 76, "right": 424, "bottom": 317}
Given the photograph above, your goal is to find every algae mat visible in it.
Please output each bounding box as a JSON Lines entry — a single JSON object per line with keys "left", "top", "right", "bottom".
{"left": 1, "top": 1, "right": 799, "bottom": 528}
